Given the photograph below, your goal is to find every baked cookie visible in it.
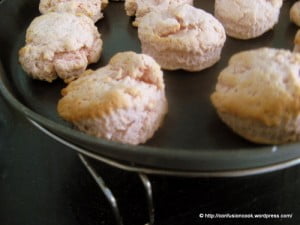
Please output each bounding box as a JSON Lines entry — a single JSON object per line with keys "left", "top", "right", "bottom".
{"left": 294, "top": 30, "right": 300, "bottom": 52}
{"left": 215, "top": 0, "right": 283, "bottom": 39}
{"left": 19, "top": 13, "right": 102, "bottom": 83}
{"left": 290, "top": 1, "right": 300, "bottom": 26}
{"left": 211, "top": 48, "right": 300, "bottom": 144}
{"left": 125, "top": 0, "right": 193, "bottom": 27}
{"left": 138, "top": 4, "right": 226, "bottom": 71}
{"left": 39, "top": 0, "right": 109, "bottom": 22}
{"left": 57, "top": 52, "right": 168, "bottom": 145}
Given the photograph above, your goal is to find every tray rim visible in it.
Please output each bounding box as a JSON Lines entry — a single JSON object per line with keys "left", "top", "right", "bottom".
{"left": 28, "top": 118, "right": 300, "bottom": 177}
{"left": 2, "top": 60, "right": 300, "bottom": 173}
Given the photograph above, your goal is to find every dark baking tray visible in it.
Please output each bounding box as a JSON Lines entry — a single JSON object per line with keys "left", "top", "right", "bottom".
{"left": 1, "top": 0, "right": 300, "bottom": 173}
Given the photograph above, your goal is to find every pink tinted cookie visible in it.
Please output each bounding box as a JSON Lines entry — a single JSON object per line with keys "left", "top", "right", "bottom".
{"left": 211, "top": 48, "right": 300, "bottom": 144}
{"left": 19, "top": 13, "right": 102, "bottom": 83}
{"left": 39, "top": 0, "right": 108, "bottom": 22}
{"left": 138, "top": 4, "right": 226, "bottom": 71}
{"left": 57, "top": 52, "right": 168, "bottom": 145}
{"left": 215, "top": 0, "right": 283, "bottom": 39}
{"left": 125, "top": 0, "right": 193, "bottom": 26}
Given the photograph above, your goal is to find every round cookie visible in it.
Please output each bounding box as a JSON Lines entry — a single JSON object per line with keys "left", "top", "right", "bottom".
{"left": 125, "top": 0, "right": 193, "bottom": 27}
{"left": 214, "top": 0, "right": 283, "bottom": 39}
{"left": 138, "top": 4, "right": 226, "bottom": 71}
{"left": 211, "top": 48, "right": 300, "bottom": 144}
{"left": 19, "top": 12, "right": 102, "bottom": 83}
{"left": 57, "top": 52, "right": 168, "bottom": 145}
{"left": 290, "top": 1, "right": 300, "bottom": 26}
{"left": 39, "top": 0, "right": 109, "bottom": 22}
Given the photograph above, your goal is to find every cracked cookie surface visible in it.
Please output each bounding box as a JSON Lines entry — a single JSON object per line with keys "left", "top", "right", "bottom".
{"left": 39, "top": 0, "right": 108, "bottom": 22}
{"left": 211, "top": 48, "right": 300, "bottom": 144}
{"left": 215, "top": 0, "right": 283, "bottom": 39}
{"left": 125, "top": 0, "right": 193, "bottom": 26}
{"left": 19, "top": 13, "right": 102, "bottom": 83}
{"left": 138, "top": 4, "right": 226, "bottom": 71}
{"left": 57, "top": 52, "right": 168, "bottom": 145}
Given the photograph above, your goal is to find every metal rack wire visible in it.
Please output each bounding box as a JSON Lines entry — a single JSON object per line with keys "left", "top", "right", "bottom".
{"left": 28, "top": 119, "right": 300, "bottom": 224}
{"left": 79, "top": 154, "right": 155, "bottom": 225}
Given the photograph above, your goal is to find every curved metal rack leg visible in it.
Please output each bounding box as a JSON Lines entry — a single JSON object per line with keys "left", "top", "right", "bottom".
{"left": 78, "top": 154, "right": 123, "bottom": 225}
{"left": 78, "top": 153, "right": 155, "bottom": 225}
{"left": 139, "top": 174, "right": 155, "bottom": 225}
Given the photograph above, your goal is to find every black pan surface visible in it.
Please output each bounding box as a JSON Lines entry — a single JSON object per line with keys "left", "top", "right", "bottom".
{"left": 1, "top": 0, "right": 300, "bottom": 172}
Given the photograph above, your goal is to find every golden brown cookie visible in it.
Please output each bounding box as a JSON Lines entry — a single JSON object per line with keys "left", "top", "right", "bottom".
{"left": 211, "top": 48, "right": 300, "bottom": 144}
{"left": 57, "top": 52, "right": 168, "bottom": 145}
